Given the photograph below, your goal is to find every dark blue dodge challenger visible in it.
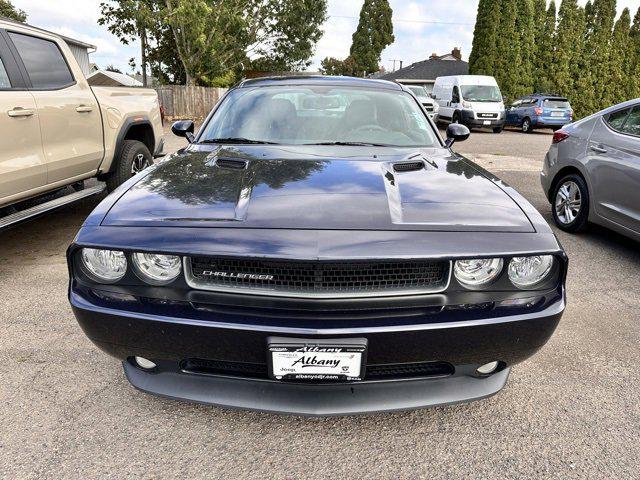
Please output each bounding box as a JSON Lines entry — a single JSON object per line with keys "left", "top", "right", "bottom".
{"left": 68, "top": 76, "right": 566, "bottom": 415}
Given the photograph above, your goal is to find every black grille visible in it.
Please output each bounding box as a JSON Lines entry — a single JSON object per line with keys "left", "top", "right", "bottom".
{"left": 478, "top": 113, "right": 498, "bottom": 119}
{"left": 188, "top": 257, "right": 450, "bottom": 297}
{"left": 182, "top": 358, "right": 454, "bottom": 381}
{"left": 423, "top": 104, "right": 434, "bottom": 112}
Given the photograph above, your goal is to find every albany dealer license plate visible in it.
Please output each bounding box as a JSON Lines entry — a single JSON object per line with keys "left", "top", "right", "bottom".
{"left": 268, "top": 337, "right": 367, "bottom": 382}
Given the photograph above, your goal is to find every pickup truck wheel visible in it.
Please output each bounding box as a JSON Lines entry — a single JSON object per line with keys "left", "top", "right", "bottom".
{"left": 105, "top": 140, "right": 153, "bottom": 192}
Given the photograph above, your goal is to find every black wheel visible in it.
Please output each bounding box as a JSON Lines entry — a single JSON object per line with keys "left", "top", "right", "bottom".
{"left": 105, "top": 140, "right": 153, "bottom": 192}
{"left": 551, "top": 173, "right": 589, "bottom": 232}
{"left": 452, "top": 112, "right": 461, "bottom": 124}
{"left": 492, "top": 126, "right": 504, "bottom": 133}
{"left": 521, "top": 117, "right": 532, "bottom": 133}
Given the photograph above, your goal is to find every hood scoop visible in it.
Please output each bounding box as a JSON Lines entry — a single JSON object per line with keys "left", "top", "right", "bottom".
{"left": 215, "top": 158, "right": 248, "bottom": 170}
{"left": 393, "top": 161, "right": 424, "bottom": 173}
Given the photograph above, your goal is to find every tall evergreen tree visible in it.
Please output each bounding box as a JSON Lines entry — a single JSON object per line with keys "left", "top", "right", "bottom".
{"left": 514, "top": 0, "right": 536, "bottom": 97}
{"left": 350, "top": 0, "right": 395, "bottom": 76}
{"left": 608, "top": 8, "right": 632, "bottom": 104}
{"left": 629, "top": 8, "right": 640, "bottom": 99}
{"left": 534, "top": 0, "right": 557, "bottom": 93}
{"left": 469, "top": 0, "right": 502, "bottom": 75}
{"left": 554, "top": 1, "right": 585, "bottom": 111}
{"left": 493, "top": 0, "right": 521, "bottom": 101}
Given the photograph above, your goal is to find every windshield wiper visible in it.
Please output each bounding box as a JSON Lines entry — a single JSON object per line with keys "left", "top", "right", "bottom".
{"left": 303, "top": 141, "right": 393, "bottom": 147}
{"left": 199, "top": 137, "right": 280, "bottom": 145}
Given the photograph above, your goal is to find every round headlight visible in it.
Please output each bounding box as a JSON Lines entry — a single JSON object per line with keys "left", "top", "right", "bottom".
{"left": 132, "top": 253, "right": 182, "bottom": 285}
{"left": 81, "top": 248, "right": 127, "bottom": 283}
{"left": 454, "top": 258, "right": 503, "bottom": 287}
{"left": 508, "top": 255, "right": 554, "bottom": 288}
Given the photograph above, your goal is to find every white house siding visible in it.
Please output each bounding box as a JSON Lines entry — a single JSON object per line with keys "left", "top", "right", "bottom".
{"left": 65, "top": 42, "right": 90, "bottom": 77}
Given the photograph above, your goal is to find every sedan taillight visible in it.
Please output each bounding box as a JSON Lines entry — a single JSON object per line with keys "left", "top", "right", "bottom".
{"left": 552, "top": 130, "right": 569, "bottom": 144}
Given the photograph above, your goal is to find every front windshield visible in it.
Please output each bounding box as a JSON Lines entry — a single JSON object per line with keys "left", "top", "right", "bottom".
{"left": 199, "top": 85, "right": 438, "bottom": 147}
{"left": 408, "top": 86, "right": 427, "bottom": 98}
{"left": 460, "top": 85, "right": 502, "bottom": 103}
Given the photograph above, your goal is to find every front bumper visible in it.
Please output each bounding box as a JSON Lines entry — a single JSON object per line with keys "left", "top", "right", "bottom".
{"left": 461, "top": 110, "right": 505, "bottom": 128}
{"left": 71, "top": 283, "right": 564, "bottom": 415}
{"left": 124, "top": 360, "right": 510, "bottom": 416}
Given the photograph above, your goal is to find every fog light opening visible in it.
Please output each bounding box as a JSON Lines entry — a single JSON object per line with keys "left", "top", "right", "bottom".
{"left": 134, "top": 356, "right": 157, "bottom": 370}
{"left": 476, "top": 361, "right": 499, "bottom": 376}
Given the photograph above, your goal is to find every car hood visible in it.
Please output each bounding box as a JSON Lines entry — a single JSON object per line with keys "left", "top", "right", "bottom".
{"left": 101, "top": 145, "right": 534, "bottom": 232}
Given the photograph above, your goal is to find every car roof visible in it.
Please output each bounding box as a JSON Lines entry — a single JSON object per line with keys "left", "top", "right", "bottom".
{"left": 237, "top": 75, "right": 404, "bottom": 91}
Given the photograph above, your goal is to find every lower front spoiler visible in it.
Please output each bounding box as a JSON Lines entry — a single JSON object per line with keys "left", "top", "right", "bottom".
{"left": 124, "top": 362, "right": 511, "bottom": 416}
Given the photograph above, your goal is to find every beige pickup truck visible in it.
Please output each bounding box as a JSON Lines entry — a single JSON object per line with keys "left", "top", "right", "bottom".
{"left": 0, "top": 19, "right": 164, "bottom": 229}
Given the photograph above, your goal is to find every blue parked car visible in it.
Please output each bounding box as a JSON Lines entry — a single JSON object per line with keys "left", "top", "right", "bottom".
{"left": 506, "top": 94, "right": 573, "bottom": 133}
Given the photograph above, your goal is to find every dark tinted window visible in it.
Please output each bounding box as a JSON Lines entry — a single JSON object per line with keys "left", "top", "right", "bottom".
{"left": 0, "top": 57, "right": 11, "bottom": 88}
{"left": 452, "top": 86, "right": 460, "bottom": 103}
{"left": 544, "top": 98, "right": 571, "bottom": 109}
{"left": 620, "top": 107, "right": 640, "bottom": 136}
{"left": 9, "top": 33, "right": 74, "bottom": 89}
{"left": 606, "top": 107, "right": 631, "bottom": 131}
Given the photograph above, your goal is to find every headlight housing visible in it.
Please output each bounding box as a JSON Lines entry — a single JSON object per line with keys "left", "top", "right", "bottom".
{"left": 454, "top": 258, "right": 503, "bottom": 287}
{"left": 132, "top": 252, "right": 182, "bottom": 285}
{"left": 81, "top": 248, "right": 127, "bottom": 283}
{"left": 508, "top": 255, "right": 554, "bottom": 288}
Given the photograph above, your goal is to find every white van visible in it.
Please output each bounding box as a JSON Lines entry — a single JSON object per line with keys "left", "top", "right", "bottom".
{"left": 432, "top": 75, "right": 506, "bottom": 133}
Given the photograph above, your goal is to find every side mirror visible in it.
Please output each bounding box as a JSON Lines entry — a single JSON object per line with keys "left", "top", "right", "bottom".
{"left": 445, "top": 123, "right": 470, "bottom": 148}
{"left": 171, "top": 120, "right": 195, "bottom": 143}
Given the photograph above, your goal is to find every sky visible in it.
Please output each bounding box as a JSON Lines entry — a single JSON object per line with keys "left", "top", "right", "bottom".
{"left": 11, "top": 0, "right": 640, "bottom": 75}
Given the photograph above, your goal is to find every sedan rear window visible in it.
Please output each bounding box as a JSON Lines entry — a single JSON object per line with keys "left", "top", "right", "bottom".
{"left": 543, "top": 99, "right": 570, "bottom": 109}
{"left": 199, "top": 86, "right": 438, "bottom": 147}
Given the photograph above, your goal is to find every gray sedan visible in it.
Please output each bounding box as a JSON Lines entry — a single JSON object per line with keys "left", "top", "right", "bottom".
{"left": 541, "top": 99, "right": 640, "bottom": 241}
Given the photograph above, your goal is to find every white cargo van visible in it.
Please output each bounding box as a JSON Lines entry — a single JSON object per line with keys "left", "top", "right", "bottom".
{"left": 432, "top": 75, "right": 505, "bottom": 133}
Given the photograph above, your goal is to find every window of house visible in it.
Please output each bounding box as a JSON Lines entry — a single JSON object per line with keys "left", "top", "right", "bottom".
{"left": 8, "top": 32, "right": 74, "bottom": 89}
{"left": 0, "top": 57, "right": 11, "bottom": 88}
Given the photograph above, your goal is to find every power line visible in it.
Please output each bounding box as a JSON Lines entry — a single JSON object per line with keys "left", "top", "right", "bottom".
{"left": 329, "top": 15, "right": 474, "bottom": 26}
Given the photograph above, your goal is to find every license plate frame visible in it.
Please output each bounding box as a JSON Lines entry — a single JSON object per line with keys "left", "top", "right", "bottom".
{"left": 483, "top": 120, "right": 491, "bottom": 125}
{"left": 551, "top": 111, "right": 564, "bottom": 117}
{"left": 267, "top": 337, "right": 367, "bottom": 382}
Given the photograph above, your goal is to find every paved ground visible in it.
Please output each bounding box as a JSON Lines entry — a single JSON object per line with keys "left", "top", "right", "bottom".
{"left": 1, "top": 128, "right": 639, "bottom": 479}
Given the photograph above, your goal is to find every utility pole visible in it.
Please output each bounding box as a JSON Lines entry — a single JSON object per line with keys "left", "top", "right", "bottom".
{"left": 140, "top": 26, "right": 147, "bottom": 87}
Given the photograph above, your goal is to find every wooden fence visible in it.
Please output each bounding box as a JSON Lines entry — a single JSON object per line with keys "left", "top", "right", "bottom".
{"left": 155, "top": 85, "right": 228, "bottom": 120}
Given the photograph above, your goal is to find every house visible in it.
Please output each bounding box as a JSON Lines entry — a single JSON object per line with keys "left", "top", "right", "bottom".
{"left": 380, "top": 48, "right": 469, "bottom": 93}
{"left": 86, "top": 69, "right": 143, "bottom": 87}
{"left": 0, "top": 17, "right": 95, "bottom": 77}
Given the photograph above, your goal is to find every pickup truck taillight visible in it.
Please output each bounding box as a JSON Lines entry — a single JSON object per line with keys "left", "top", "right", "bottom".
{"left": 552, "top": 130, "right": 569, "bottom": 144}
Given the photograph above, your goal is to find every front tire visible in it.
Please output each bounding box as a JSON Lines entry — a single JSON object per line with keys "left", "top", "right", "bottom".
{"left": 493, "top": 126, "right": 503, "bottom": 133}
{"left": 105, "top": 140, "right": 153, "bottom": 192}
{"left": 551, "top": 174, "right": 589, "bottom": 232}
{"left": 521, "top": 117, "right": 532, "bottom": 133}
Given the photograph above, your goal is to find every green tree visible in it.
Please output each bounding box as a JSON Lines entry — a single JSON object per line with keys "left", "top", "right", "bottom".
{"left": 533, "top": 0, "right": 556, "bottom": 93}
{"left": 553, "top": 0, "right": 585, "bottom": 106}
{"left": 100, "top": 0, "right": 327, "bottom": 87}
{"left": 608, "top": 8, "right": 632, "bottom": 104}
{"left": 628, "top": 7, "right": 640, "bottom": 99}
{"left": 469, "top": 0, "right": 502, "bottom": 75}
{"left": 0, "top": 0, "right": 27, "bottom": 22}
{"left": 320, "top": 56, "right": 359, "bottom": 76}
{"left": 577, "top": 0, "right": 617, "bottom": 114}
{"left": 493, "top": 0, "right": 521, "bottom": 101}
{"left": 514, "top": 0, "right": 535, "bottom": 97}
{"left": 350, "top": 0, "right": 395, "bottom": 76}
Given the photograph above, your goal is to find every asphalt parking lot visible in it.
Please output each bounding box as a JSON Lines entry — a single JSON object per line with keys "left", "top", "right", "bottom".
{"left": 1, "top": 127, "right": 639, "bottom": 479}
